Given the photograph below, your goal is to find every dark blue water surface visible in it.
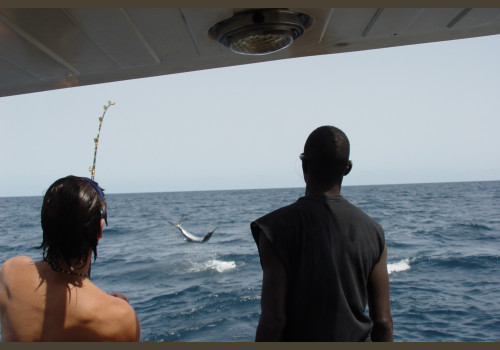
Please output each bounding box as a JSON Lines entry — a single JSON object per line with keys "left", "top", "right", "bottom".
{"left": 1, "top": 181, "right": 499, "bottom": 341}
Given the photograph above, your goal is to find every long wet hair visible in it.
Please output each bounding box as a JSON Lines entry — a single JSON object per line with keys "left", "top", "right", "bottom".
{"left": 39, "top": 175, "right": 107, "bottom": 270}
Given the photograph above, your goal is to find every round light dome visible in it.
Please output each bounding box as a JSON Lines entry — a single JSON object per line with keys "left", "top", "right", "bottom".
{"left": 210, "top": 9, "right": 311, "bottom": 56}
{"left": 229, "top": 29, "right": 294, "bottom": 55}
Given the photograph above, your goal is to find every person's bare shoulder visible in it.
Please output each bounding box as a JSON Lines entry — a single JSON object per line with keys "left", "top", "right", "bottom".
{"left": 0, "top": 256, "right": 37, "bottom": 313}
{"left": 2, "top": 256, "right": 34, "bottom": 268}
{"left": 1, "top": 256, "right": 36, "bottom": 281}
{"left": 94, "top": 290, "right": 141, "bottom": 342}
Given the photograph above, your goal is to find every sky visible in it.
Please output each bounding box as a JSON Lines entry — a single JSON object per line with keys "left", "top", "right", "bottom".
{"left": 1, "top": 34, "right": 500, "bottom": 197}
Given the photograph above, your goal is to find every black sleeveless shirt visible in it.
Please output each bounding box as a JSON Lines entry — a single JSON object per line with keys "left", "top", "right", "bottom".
{"left": 251, "top": 194, "right": 385, "bottom": 341}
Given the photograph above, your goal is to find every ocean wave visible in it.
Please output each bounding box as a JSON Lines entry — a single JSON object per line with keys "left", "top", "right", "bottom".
{"left": 217, "top": 237, "right": 251, "bottom": 246}
{"left": 427, "top": 254, "right": 500, "bottom": 270}
{"left": 217, "top": 252, "right": 258, "bottom": 264}
{"left": 188, "top": 259, "right": 236, "bottom": 273}
{"left": 451, "top": 223, "right": 492, "bottom": 231}
{"left": 388, "top": 259, "right": 411, "bottom": 274}
{"left": 101, "top": 227, "right": 129, "bottom": 235}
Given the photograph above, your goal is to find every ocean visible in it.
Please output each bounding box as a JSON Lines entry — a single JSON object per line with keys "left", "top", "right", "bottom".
{"left": 0, "top": 181, "right": 499, "bottom": 342}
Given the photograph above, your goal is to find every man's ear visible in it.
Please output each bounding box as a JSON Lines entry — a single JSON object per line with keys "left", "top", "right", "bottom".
{"left": 345, "top": 160, "right": 353, "bottom": 176}
{"left": 97, "top": 219, "right": 104, "bottom": 241}
{"left": 302, "top": 160, "right": 309, "bottom": 183}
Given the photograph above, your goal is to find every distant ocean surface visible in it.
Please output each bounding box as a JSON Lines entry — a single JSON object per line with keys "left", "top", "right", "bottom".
{"left": 1, "top": 181, "right": 499, "bottom": 342}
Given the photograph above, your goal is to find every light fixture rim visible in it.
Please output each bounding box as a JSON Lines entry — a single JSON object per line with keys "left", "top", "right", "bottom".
{"left": 209, "top": 9, "right": 311, "bottom": 53}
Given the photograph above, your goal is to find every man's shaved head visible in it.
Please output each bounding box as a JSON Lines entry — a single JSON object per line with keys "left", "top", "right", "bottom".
{"left": 301, "top": 126, "right": 351, "bottom": 187}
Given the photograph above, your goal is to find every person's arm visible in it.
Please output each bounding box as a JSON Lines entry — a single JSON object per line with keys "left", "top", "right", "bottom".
{"left": 367, "top": 244, "right": 393, "bottom": 341}
{"left": 255, "top": 231, "right": 287, "bottom": 341}
{"left": 112, "top": 299, "right": 141, "bottom": 342}
{"left": 130, "top": 309, "right": 141, "bottom": 342}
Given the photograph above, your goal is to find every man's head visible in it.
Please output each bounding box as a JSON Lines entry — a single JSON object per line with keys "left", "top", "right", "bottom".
{"left": 301, "top": 126, "right": 352, "bottom": 189}
{"left": 39, "top": 175, "right": 107, "bottom": 269}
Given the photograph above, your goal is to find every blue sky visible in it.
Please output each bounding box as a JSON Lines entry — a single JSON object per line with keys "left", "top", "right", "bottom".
{"left": 1, "top": 34, "right": 499, "bottom": 197}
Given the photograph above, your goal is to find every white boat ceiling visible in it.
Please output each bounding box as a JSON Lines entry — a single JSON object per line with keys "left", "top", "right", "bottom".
{"left": 1, "top": 8, "right": 500, "bottom": 98}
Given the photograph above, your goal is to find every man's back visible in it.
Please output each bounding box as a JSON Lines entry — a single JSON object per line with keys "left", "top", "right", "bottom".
{"left": 252, "top": 194, "right": 386, "bottom": 341}
{"left": 0, "top": 256, "right": 140, "bottom": 342}
{"left": 253, "top": 125, "right": 392, "bottom": 341}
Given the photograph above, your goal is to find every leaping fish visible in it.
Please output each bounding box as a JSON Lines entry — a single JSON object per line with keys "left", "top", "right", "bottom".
{"left": 168, "top": 216, "right": 217, "bottom": 243}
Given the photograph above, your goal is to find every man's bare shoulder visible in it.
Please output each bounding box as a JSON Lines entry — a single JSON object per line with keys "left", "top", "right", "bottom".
{"left": 88, "top": 288, "right": 141, "bottom": 341}
{"left": 111, "top": 296, "right": 141, "bottom": 341}
{"left": 0, "top": 256, "right": 36, "bottom": 279}
{"left": 2, "top": 256, "right": 34, "bottom": 268}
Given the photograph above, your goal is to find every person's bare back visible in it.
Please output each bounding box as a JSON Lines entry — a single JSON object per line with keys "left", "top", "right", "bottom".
{"left": 0, "top": 176, "right": 141, "bottom": 342}
{"left": 0, "top": 256, "right": 140, "bottom": 342}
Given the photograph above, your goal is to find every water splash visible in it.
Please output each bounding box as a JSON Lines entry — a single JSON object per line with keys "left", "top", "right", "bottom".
{"left": 188, "top": 259, "right": 236, "bottom": 273}
{"left": 388, "top": 258, "right": 410, "bottom": 274}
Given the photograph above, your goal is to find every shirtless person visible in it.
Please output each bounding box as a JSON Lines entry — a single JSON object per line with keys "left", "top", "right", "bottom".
{"left": 0, "top": 176, "right": 141, "bottom": 341}
{"left": 251, "top": 126, "right": 393, "bottom": 341}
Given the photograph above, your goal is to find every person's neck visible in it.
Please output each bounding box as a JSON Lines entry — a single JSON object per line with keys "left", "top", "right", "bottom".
{"left": 305, "top": 183, "right": 342, "bottom": 197}
{"left": 45, "top": 253, "right": 92, "bottom": 278}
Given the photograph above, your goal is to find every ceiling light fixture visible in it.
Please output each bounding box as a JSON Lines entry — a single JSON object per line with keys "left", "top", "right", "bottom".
{"left": 209, "top": 9, "right": 311, "bottom": 55}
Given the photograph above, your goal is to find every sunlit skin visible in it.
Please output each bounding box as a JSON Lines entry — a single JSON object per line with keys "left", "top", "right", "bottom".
{"left": 0, "top": 219, "right": 141, "bottom": 342}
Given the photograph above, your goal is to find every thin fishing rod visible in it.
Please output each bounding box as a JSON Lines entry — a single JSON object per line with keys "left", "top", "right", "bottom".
{"left": 89, "top": 101, "right": 115, "bottom": 180}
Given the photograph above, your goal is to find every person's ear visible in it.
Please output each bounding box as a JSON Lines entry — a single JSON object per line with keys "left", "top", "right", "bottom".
{"left": 345, "top": 160, "right": 353, "bottom": 176}
{"left": 97, "top": 219, "right": 104, "bottom": 241}
{"left": 301, "top": 159, "right": 307, "bottom": 173}
{"left": 302, "top": 160, "right": 310, "bottom": 183}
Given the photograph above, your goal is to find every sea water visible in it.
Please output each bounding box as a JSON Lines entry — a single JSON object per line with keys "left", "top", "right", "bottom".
{"left": 0, "top": 181, "right": 499, "bottom": 341}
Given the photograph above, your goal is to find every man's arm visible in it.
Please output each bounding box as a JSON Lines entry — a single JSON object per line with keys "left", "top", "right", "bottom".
{"left": 110, "top": 298, "right": 141, "bottom": 342}
{"left": 367, "top": 244, "right": 393, "bottom": 341}
{"left": 255, "top": 231, "right": 287, "bottom": 341}
{"left": 110, "top": 292, "right": 141, "bottom": 341}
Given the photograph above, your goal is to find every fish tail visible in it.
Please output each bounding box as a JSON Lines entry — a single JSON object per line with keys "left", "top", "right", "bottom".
{"left": 168, "top": 215, "right": 185, "bottom": 228}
